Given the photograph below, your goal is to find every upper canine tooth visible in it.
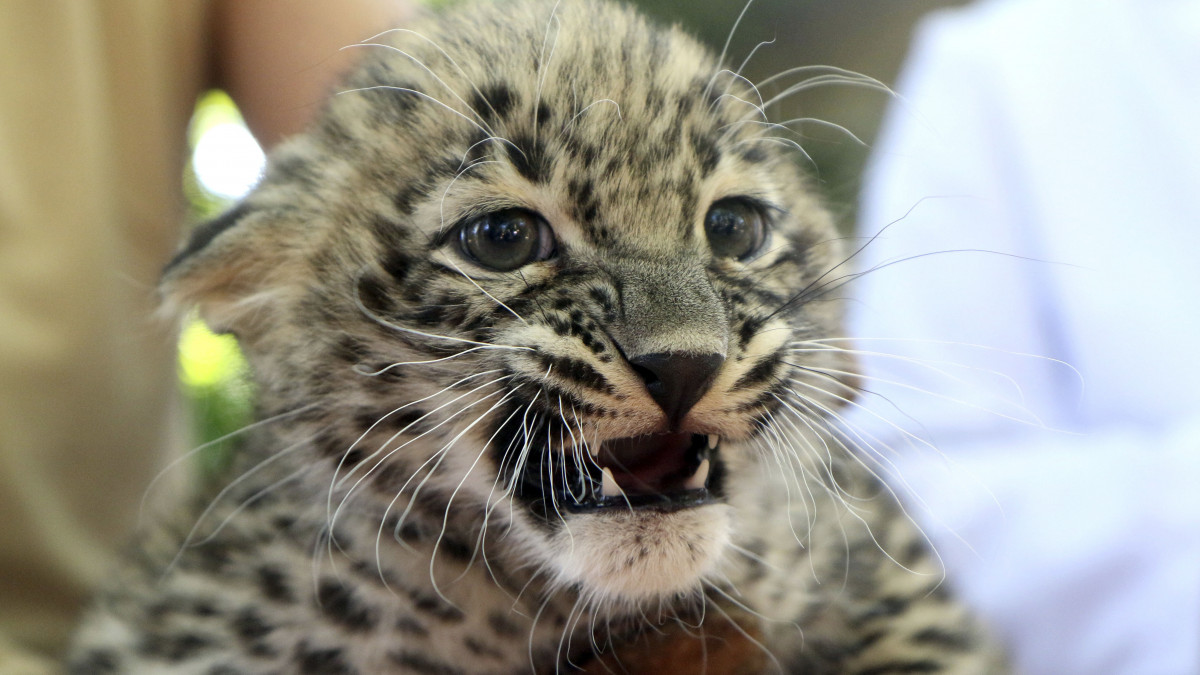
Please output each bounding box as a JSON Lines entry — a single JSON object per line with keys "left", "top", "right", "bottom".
{"left": 601, "top": 467, "right": 624, "bottom": 497}
{"left": 707, "top": 434, "right": 719, "bottom": 450}
{"left": 685, "top": 458, "right": 711, "bottom": 491}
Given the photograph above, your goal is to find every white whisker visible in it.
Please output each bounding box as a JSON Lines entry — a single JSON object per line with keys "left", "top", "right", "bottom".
{"left": 353, "top": 275, "right": 534, "bottom": 351}
{"left": 705, "top": 0, "right": 760, "bottom": 100}
{"left": 139, "top": 402, "right": 318, "bottom": 526}
{"left": 339, "top": 40, "right": 500, "bottom": 139}
{"left": 164, "top": 437, "right": 308, "bottom": 578}
{"left": 352, "top": 346, "right": 493, "bottom": 376}
{"left": 441, "top": 256, "right": 529, "bottom": 325}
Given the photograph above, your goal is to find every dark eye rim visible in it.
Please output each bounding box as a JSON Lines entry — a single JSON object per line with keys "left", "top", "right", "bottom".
{"left": 453, "top": 207, "right": 557, "bottom": 271}
{"left": 704, "top": 196, "right": 773, "bottom": 262}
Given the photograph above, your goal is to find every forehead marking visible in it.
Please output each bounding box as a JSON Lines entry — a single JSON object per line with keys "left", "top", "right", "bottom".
{"left": 506, "top": 133, "right": 552, "bottom": 184}
{"left": 469, "top": 83, "right": 519, "bottom": 130}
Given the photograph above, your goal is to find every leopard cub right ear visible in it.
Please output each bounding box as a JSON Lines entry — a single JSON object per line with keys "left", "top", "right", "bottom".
{"left": 159, "top": 201, "right": 303, "bottom": 340}
{"left": 161, "top": 202, "right": 253, "bottom": 280}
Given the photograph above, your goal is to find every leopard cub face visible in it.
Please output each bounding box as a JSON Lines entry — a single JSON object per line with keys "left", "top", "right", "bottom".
{"left": 165, "top": 0, "right": 853, "bottom": 609}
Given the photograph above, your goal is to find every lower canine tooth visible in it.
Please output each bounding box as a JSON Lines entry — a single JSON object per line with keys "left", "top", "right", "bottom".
{"left": 707, "top": 434, "right": 719, "bottom": 450}
{"left": 601, "top": 468, "right": 624, "bottom": 497}
{"left": 685, "top": 458, "right": 711, "bottom": 490}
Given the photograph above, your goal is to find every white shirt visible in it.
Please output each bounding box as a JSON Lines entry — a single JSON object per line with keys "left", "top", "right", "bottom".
{"left": 848, "top": 0, "right": 1200, "bottom": 672}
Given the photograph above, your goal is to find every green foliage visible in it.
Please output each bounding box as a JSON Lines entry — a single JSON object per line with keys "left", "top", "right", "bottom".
{"left": 180, "top": 91, "right": 255, "bottom": 479}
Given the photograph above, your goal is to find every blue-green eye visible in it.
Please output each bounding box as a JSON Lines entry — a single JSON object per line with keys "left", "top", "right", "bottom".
{"left": 704, "top": 198, "right": 768, "bottom": 261}
{"left": 458, "top": 208, "right": 556, "bottom": 271}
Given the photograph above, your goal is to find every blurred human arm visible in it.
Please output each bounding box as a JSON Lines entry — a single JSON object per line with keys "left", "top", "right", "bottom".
{"left": 849, "top": 2, "right": 1200, "bottom": 673}
{"left": 212, "top": 0, "right": 417, "bottom": 148}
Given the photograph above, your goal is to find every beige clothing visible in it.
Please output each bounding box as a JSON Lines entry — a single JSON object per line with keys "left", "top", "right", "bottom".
{"left": 0, "top": 2, "right": 207, "bottom": 669}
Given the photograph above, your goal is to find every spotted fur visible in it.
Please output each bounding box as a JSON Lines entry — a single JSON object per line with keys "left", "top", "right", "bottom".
{"left": 70, "top": 1, "right": 1008, "bottom": 672}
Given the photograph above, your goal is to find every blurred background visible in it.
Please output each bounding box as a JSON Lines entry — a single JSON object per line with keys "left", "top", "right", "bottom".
{"left": 179, "top": 0, "right": 1200, "bottom": 673}
{"left": 10, "top": 1, "right": 1195, "bottom": 671}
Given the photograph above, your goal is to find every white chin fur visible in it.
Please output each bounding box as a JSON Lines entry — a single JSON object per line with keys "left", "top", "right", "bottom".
{"left": 547, "top": 504, "right": 731, "bottom": 601}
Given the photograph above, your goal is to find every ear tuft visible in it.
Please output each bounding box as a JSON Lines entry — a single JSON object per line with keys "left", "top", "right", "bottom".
{"left": 162, "top": 202, "right": 253, "bottom": 276}
{"left": 159, "top": 202, "right": 300, "bottom": 339}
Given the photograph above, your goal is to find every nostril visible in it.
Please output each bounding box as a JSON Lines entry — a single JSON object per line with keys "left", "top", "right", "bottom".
{"left": 628, "top": 352, "right": 725, "bottom": 428}
{"left": 632, "top": 363, "right": 669, "bottom": 405}
{"left": 631, "top": 362, "right": 662, "bottom": 389}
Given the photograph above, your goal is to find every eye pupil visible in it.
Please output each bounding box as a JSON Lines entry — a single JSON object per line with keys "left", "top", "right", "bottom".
{"left": 485, "top": 216, "right": 529, "bottom": 244}
{"left": 705, "top": 199, "right": 766, "bottom": 260}
{"left": 459, "top": 208, "right": 554, "bottom": 271}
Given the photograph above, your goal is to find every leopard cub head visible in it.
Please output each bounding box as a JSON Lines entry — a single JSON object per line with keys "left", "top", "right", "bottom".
{"left": 163, "top": 0, "right": 855, "bottom": 608}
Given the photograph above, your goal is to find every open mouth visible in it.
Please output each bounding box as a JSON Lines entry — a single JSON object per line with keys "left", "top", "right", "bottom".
{"left": 517, "top": 433, "right": 721, "bottom": 513}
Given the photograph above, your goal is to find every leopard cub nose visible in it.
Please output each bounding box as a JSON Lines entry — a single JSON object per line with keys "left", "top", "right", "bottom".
{"left": 628, "top": 352, "right": 725, "bottom": 427}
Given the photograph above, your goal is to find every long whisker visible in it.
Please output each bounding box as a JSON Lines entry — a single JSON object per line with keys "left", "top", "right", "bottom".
{"left": 797, "top": 336, "right": 1085, "bottom": 396}
{"left": 164, "top": 437, "right": 308, "bottom": 577}
{"left": 704, "top": 0, "right": 760, "bottom": 100}
{"left": 759, "top": 70, "right": 895, "bottom": 110}
{"left": 755, "top": 63, "right": 891, "bottom": 92}
{"left": 352, "top": 345, "right": 496, "bottom": 376}
{"left": 565, "top": 98, "right": 622, "bottom": 130}
{"left": 726, "top": 116, "right": 869, "bottom": 148}
{"left": 790, "top": 342, "right": 1029, "bottom": 405}
{"left": 438, "top": 158, "right": 504, "bottom": 233}
{"left": 353, "top": 275, "right": 535, "bottom": 351}
{"left": 346, "top": 27, "right": 509, "bottom": 135}
{"left": 190, "top": 467, "right": 307, "bottom": 547}
{"left": 775, "top": 387, "right": 953, "bottom": 576}
{"left": 534, "top": 1, "right": 565, "bottom": 139}
{"left": 339, "top": 40, "right": 500, "bottom": 140}
{"left": 700, "top": 587, "right": 786, "bottom": 672}
{"left": 139, "top": 402, "right": 319, "bottom": 526}
{"left": 732, "top": 135, "right": 815, "bottom": 167}
{"left": 331, "top": 373, "right": 510, "bottom": 528}
{"left": 364, "top": 386, "right": 511, "bottom": 598}
{"left": 337, "top": 84, "right": 494, "bottom": 140}
{"left": 419, "top": 389, "right": 522, "bottom": 598}
{"left": 326, "top": 369, "right": 504, "bottom": 528}
{"left": 804, "top": 363, "right": 1054, "bottom": 429}
{"left": 734, "top": 37, "right": 776, "bottom": 82}
{"left": 442, "top": 256, "right": 529, "bottom": 326}
{"left": 762, "top": 196, "right": 1064, "bottom": 322}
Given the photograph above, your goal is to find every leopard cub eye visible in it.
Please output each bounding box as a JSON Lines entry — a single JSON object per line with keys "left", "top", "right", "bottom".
{"left": 458, "top": 208, "right": 557, "bottom": 271}
{"left": 704, "top": 198, "right": 768, "bottom": 261}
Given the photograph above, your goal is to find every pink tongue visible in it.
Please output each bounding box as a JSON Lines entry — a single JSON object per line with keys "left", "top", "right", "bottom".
{"left": 598, "top": 433, "right": 692, "bottom": 494}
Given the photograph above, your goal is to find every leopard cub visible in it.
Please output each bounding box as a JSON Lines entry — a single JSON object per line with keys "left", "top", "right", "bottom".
{"left": 70, "top": 1, "right": 1008, "bottom": 672}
